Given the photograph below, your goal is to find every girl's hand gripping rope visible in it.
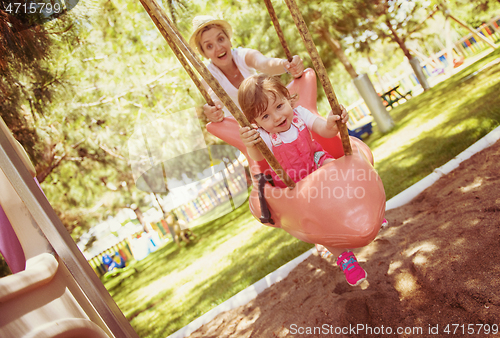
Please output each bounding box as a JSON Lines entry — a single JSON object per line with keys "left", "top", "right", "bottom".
{"left": 239, "top": 125, "right": 261, "bottom": 148}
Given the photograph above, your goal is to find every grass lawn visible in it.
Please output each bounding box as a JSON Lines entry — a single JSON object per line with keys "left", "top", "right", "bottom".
{"left": 103, "top": 201, "right": 312, "bottom": 337}
{"left": 104, "top": 48, "right": 500, "bottom": 337}
{"left": 367, "top": 48, "right": 500, "bottom": 199}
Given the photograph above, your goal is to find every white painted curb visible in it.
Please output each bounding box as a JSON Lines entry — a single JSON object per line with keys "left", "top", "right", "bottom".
{"left": 167, "top": 125, "right": 500, "bottom": 338}
{"left": 386, "top": 126, "right": 500, "bottom": 210}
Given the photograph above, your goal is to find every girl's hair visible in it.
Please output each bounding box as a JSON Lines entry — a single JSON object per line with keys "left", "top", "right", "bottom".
{"left": 238, "top": 74, "right": 297, "bottom": 123}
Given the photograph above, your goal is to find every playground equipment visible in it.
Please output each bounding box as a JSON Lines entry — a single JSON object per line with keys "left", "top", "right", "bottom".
{"left": 101, "top": 253, "right": 126, "bottom": 272}
{"left": 417, "top": 5, "right": 497, "bottom": 76}
{"left": 0, "top": 118, "right": 138, "bottom": 337}
{"left": 139, "top": 0, "right": 386, "bottom": 248}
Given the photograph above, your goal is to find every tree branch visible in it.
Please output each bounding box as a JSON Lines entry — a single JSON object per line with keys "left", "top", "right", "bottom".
{"left": 47, "top": 23, "right": 74, "bottom": 35}
{"left": 99, "top": 143, "right": 126, "bottom": 161}
{"left": 405, "top": 6, "right": 439, "bottom": 38}
{"left": 386, "top": 18, "right": 412, "bottom": 59}
{"left": 36, "top": 138, "right": 86, "bottom": 182}
{"left": 36, "top": 152, "right": 66, "bottom": 183}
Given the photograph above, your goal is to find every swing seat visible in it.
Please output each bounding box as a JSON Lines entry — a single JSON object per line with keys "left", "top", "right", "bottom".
{"left": 207, "top": 68, "right": 385, "bottom": 248}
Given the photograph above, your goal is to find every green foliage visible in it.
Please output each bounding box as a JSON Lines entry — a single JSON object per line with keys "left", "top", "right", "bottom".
{"left": 0, "top": 9, "right": 70, "bottom": 166}
{"left": 442, "top": 0, "right": 500, "bottom": 28}
{"left": 358, "top": 0, "right": 499, "bottom": 64}
{"left": 33, "top": 0, "right": 205, "bottom": 232}
{"left": 297, "top": 0, "right": 385, "bottom": 98}
{"left": 1, "top": 0, "right": 206, "bottom": 233}
{"left": 356, "top": 0, "right": 431, "bottom": 55}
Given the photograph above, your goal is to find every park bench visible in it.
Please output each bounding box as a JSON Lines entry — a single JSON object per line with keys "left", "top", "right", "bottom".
{"left": 380, "top": 85, "right": 412, "bottom": 109}
{"left": 348, "top": 115, "right": 373, "bottom": 140}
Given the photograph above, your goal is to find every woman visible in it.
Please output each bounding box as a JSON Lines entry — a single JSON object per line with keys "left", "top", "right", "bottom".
{"left": 189, "top": 15, "right": 304, "bottom": 123}
{"left": 190, "top": 16, "right": 346, "bottom": 265}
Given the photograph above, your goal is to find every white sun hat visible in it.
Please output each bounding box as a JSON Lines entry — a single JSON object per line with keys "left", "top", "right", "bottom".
{"left": 189, "top": 15, "right": 233, "bottom": 58}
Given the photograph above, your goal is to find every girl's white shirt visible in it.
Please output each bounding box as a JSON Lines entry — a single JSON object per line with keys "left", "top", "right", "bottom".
{"left": 258, "top": 106, "right": 318, "bottom": 154}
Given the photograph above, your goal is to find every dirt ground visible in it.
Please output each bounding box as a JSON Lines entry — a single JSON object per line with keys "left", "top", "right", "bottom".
{"left": 186, "top": 140, "right": 500, "bottom": 338}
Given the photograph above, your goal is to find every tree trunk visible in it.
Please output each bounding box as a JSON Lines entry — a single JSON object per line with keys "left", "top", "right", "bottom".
{"left": 387, "top": 19, "right": 413, "bottom": 60}
{"left": 134, "top": 207, "right": 149, "bottom": 233}
{"left": 36, "top": 160, "right": 59, "bottom": 183}
{"left": 387, "top": 19, "right": 430, "bottom": 91}
{"left": 317, "top": 26, "right": 393, "bottom": 133}
{"left": 317, "top": 27, "right": 359, "bottom": 79}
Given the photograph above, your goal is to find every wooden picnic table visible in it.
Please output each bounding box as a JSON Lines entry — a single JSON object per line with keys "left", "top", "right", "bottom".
{"left": 380, "top": 85, "right": 412, "bottom": 109}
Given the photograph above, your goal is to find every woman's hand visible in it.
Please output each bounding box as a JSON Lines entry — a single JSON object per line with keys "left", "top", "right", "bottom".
{"left": 326, "top": 105, "right": 349, "bottom": 129}
{"left": 203, "top": 100, "right": 224, "bottom": 123}
{"left": 283, "top": 55, "right": 304, "bottom": 78}
{"left": 239, "top": 125, "right": 261, "bottom": 148}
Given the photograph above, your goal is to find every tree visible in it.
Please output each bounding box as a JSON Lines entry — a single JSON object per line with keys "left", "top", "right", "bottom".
{"left": 42, "top": 0, "right": 199, "bottom": 235}
{"left": 436, "top": 0, "right": 497, "bottom": 58}
{"left": 294, "top": 0, "right": 394, "bottom": 131}
{"left": 0, "top": 0, "right": 204, "bottom": 235}
{"left": 360, "top": 0, "right": 432, "bottom": 91}
{"left": 296, "top": 0, "right": 374, "bottom": 79}
{"left": 445, "top": 0, "right": 500, "bottom": 27}
{"left": 0, "top": 6, "right": 76, "bottom": 171}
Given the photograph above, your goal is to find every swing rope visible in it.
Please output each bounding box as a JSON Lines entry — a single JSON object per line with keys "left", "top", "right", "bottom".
{"left": 138, "top": 1, "right": 212, "bottom": 105}
{"left": 263, "top": 0, "right": 293, "bottom": 62}
{"left": 269, "top": 0, "right": 353, "bottom": 155}
{"left": 139, "top": 0, "right": 296, "bottom": 188}
{"left": 164, "top": 30, "right": 214, "bottom": 105}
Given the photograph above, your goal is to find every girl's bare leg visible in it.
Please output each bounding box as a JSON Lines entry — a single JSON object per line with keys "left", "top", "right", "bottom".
{"left": 324, "top": 246, "right": 347, "bottom": 259}
{"left": 315, "top": 244, "right": 348, "bottom": 260}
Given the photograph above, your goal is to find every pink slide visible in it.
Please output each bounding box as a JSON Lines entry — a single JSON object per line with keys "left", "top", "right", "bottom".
{"left": 0, "top": 205, "right": 25, "bottom": 273}
{"left": 0, "top": 117, "right": 117, "bottom": 337}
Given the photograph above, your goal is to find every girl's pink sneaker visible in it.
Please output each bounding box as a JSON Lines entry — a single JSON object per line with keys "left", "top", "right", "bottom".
{"left": 337, "top": 251, "right": 367, "bottom": 286}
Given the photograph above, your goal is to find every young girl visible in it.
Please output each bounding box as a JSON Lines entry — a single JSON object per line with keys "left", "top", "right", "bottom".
{"left": 238, "top": 74, "right": 367, "bottom": 286}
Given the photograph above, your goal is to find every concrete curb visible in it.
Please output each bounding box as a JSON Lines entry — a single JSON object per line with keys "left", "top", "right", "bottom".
{"left": 167, "top": 125, "right": 500, "bottom": 338}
